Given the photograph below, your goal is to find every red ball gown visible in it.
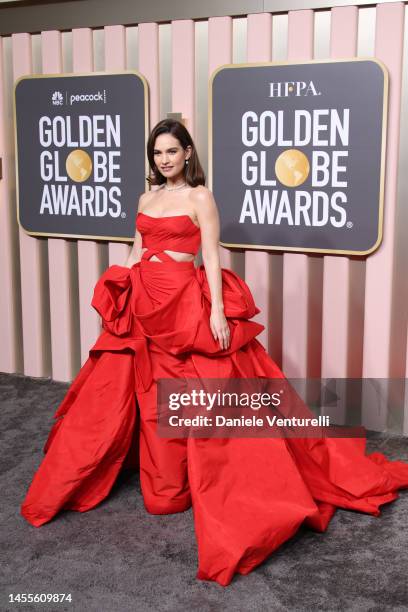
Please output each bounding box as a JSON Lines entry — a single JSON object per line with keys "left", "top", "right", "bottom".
{"left": 21, "top": 211, "right": 408, "bottom": 586}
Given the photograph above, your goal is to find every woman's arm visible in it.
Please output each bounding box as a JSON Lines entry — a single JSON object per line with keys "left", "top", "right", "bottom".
{"left": 194, "top": 188, "right": 230, "bottom": 350}
{"left": 123, "top": 194, "right": 145, "bottom": 268}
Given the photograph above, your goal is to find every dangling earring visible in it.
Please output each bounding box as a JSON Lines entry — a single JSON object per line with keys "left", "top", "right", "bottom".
{"left": 185, "top": 159, "right": 189, "bottom": 165}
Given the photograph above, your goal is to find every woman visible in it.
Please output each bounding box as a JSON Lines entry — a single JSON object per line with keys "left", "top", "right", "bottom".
{"left": 21, "top": 119, "right": 408, "bottom": 587}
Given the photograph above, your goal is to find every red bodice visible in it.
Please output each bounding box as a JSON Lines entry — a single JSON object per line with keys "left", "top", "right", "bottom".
{"left": 136, "top": 212, "right": 201, "bottom": 261}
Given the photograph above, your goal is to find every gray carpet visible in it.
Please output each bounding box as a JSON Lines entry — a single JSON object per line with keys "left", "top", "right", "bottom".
{"left": 1, "top": 371, "right": 408, "bottom": 612}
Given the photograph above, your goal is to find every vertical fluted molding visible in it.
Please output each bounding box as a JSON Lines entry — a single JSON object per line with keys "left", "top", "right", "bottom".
{"left": 72, "top": 28, "right": 104, "bottom": 366}
{"left": 12, "top": 32, "right": 51, "bottom": 377}
{"left": 41, "top": 29, "right": 79, "bottom": 381}
{"left": 104, "top": 25, "right": 131, "bottom": 267}
{"left": 319, "top": 7, "right": 364, "bottom": 424}
{"left": 0, "top": 37, "right": 23, "bottom": 373}
{"left": 361, "top": 3, "right": 405, "bottom": 430}
{"left": 208, "top": 16, "right": 234, "bottom": 270}
{"left": 281, "top": 11, "right": 319, "bottom": 381}
{"left": 245, "top": 13, "right": 283, "bottom": 359}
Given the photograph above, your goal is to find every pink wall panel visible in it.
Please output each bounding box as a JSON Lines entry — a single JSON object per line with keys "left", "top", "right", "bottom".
{"left": 104, "top": 25, "right": 130, "bottom": 267}
{"left": 12, "top": 32, "right": 51, "bottom": 377}
{"left": 245, "top": 13, "right": 283, "bottom": 357}
{"left": 41, "top": 30, "right": 78, "bottom": 381}
{"left": 172, "top": 21, "right": 195, "bottom": 141}
{"left": 208, "top": 16, "right": 233, "bottom": 271}
{"left": 282, "top": 10, "right": 319, "bottom": 379}
{"left": 0, "top": 37, "right": 22, "bottom": 373}
{"left": 72, "top": 28, "right": 104, "bottom": 366}
{"left": 362, "top": 2, "right": 405, "bottom": 429}
{"left": 319, "top": 7, "right": 364, "bottom": 423}
{"left": 138, "top": 22, "right": 160, "bottom": 191}
{"left": 138, "top": 23, "right": 160, "bottom": 128}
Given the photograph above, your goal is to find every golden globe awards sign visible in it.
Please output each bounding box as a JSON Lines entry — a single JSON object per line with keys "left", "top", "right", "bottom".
{"left": 14, "top": 72, "right": 148, "bottom": 241}
{"left": 209, "top": 59, "right": 388, "bottom": 255}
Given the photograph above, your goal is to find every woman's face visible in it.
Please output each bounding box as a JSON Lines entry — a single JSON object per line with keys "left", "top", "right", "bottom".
{"left": 153, "top": 133, "right": 191, "bottom": 181}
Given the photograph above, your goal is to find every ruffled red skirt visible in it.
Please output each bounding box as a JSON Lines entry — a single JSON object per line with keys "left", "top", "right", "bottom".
{"left": 21, "top": 259, "right": 408, "bottom": 586}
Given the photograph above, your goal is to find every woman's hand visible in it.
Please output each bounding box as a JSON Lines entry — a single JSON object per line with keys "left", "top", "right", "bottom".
{"left": 210, "top": 307, "right": 231, "bottom": 350}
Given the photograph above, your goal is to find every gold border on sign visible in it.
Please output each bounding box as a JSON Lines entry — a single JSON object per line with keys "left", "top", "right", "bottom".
{"left": 13, "top": 69, "right": 150, "bottom": 243}
{"left": 207, "top": 57, "right": 389, "bottom": 257}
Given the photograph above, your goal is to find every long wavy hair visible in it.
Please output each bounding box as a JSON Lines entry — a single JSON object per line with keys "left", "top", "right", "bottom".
{"left": 146, "top": 119, "right": 206, "bottom": 188}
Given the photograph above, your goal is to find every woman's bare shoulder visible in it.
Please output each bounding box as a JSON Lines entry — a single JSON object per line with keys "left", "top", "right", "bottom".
{"left": 190, "top": 185, "right": 216, "bottom": 206}
{"left": 190, "top": 186, "right": 218, "bottom": 221}
{"left": 138, "top": 187, "right": 163, "bottom": 212}
{"left": 190, "top": 186, "right": 216, "bottom": 209}
{"left": 190, "top": 185, "right": 212, "bottom": 200}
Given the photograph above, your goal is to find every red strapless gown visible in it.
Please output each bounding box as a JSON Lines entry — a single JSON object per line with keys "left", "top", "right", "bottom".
{"left": 21, "top": 212, "right": 408, "bottom": 586}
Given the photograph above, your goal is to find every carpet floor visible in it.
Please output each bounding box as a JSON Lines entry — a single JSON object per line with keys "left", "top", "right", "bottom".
{"left": 1, "top": 372, "right": 408, "bottom": 612}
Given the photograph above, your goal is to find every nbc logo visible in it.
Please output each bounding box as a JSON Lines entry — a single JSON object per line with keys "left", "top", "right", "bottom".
{"left": 52, "top": 91, "right": 64, "bottom": 106}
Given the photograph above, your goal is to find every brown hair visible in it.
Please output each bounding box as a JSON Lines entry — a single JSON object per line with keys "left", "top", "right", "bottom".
{"left": 146, "top": 119, "right": 206, "bottom": 187}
